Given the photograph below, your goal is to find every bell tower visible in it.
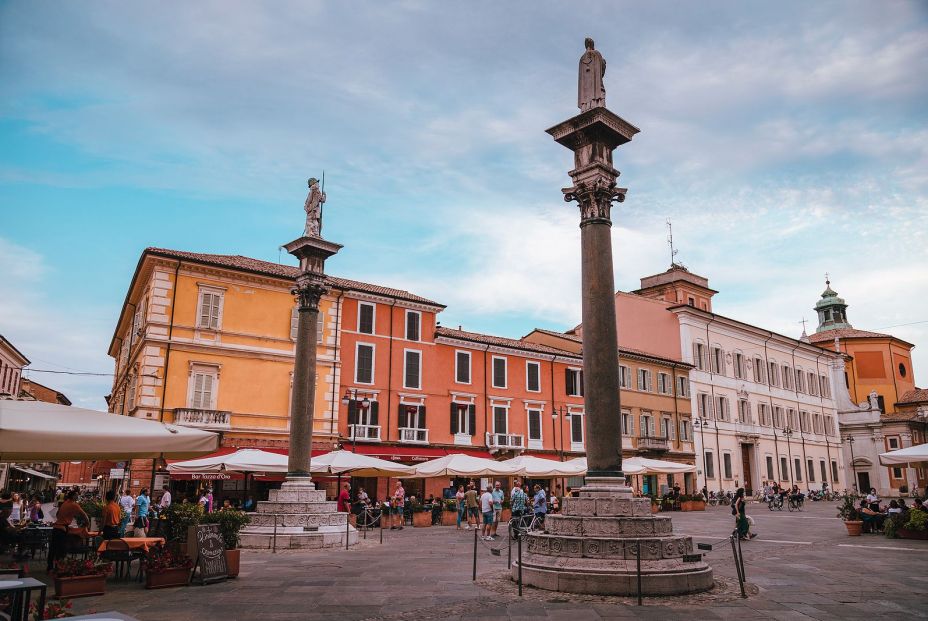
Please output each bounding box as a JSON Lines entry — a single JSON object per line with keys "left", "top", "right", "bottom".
{"left": 814, "top": 275, "right": 852, "bottom": 333}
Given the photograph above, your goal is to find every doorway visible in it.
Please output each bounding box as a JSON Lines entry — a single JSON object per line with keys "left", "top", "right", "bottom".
{"left": 857, "top": 471, "right": 871, "bottom": 494}
{"left": 740, "top": 444, "right": 754, "bottom": 495}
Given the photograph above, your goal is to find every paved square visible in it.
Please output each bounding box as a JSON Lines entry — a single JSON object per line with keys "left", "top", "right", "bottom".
{"left": 46, "top": 501, "right": 926, "bottom": 620}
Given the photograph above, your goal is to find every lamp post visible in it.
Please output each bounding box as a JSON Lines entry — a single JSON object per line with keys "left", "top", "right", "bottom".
{"left": 782, "top": 427, "right": 794, "bottom": 487}
{"left": 341, "top": 389, "right": 371, "bottom": 453}
{"left": 845, "top": 435, "right": 857, "bottom": 493}
{"left": 551, "top": 406, "right": 572, "bottom": 461}
{"left": 693, "top": 417, "right": 712, "bottom": 494}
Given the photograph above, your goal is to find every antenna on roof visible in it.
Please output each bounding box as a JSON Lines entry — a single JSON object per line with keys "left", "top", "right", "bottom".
{"left": 667, "top": 220, "right": 681, "bottom": 268}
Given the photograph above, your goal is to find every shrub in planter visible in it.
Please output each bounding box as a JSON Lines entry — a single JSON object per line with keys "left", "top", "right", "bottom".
{"left": 201, "top": 509, "right": 250, "bottom": 577}
{"left": 836, "top": 493, "right": 863, "bottom": 536}
{"left": 162, "top": 502, "right": 204, "bottom": 543}
{"left": 409, "top": 501, "right": 431, "bottom": 527}
{"left": 897, "top": 508, "right": 928, "bottom": 540}
{"left": 898, "top": 485, "right": 908, "bottom": 495}
{"left": 52, "top": 556, "right": 111, "bottom": 598}
{"left": 883, "top": 513, "right": 905, "bottom": 539}
{"left": 144, "top": 546, "right": 193, "bottom": 589}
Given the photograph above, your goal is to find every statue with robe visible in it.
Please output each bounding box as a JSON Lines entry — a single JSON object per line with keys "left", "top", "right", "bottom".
{"left": 303, "top": 177, "right": 326, "bottom": 237}
{"left": 578, "top": 37, "right": 606, "bottom": 111}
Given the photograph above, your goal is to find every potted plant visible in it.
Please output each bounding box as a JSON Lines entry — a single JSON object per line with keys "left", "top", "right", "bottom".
{"left": 162, "top": 502, "right": 204, "bottom": 558}
{"left": 649, "top": 494, "right": 660, "bottom": 514}
{"left": 410, "top": 501, "right": 431, "bottom": 527}
{"left": 441, "top": 500, "right": 458, "bottom": 526}
{"left": 29, "top": 598, "right": 75, "bottom": 619}
{"left": 897, "top": 508, "right": 928, "bottom": 540}
{"left": 52, "top": 556, "right": 111, "bottom": 598}
{"left": 837, "top": 493, "right": 863, "bottom": 536}
{"left": 500, "top": 499, "right": 512, "bottom": 522}
{"left": 201, "top": 509, "right": 251, "bottom": 577}
{"left": 144, "top": 546, "right": 193, "bottom": 589}
{"left": 683, "top": 493, "right": 706, "bottom": 511}
{"left": 79, "top": 500, "right": 103, "bottom": 532}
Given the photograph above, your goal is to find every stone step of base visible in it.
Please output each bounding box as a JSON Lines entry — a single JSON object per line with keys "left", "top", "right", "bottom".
{"left": 239, "top": 525, "right": 358, "bottom": 550}
{"left": 256, "top": 501, "right": 338, "bottom": 514}
{"left": 268, "top": 489, "right": 327, "bottom": 503}
{"left": 248, "top": 512, "right": 347, "bottom": 529}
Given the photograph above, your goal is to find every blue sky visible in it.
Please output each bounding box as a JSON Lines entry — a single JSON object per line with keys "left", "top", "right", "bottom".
{"left": 2, "top": 1, "right": 927, "bottom": 408}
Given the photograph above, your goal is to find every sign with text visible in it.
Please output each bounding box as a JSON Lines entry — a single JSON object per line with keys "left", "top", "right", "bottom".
{"left": 192, "top": 524, "right": 228, "bottom": 584}
{"left": 109, "top": 468, "right": 125, "bottom": 479}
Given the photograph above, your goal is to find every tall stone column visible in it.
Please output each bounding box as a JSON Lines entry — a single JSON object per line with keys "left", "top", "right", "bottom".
{"left": 512, "top": 40, "right": 712, "bottom": 595}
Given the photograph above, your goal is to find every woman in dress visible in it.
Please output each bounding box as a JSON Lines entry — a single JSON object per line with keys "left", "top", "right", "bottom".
{"left": 734, "top": 487, "right": 754, "bottom": 540}
{"left": 455, "top": 485, "right": 466, "bottom": 530}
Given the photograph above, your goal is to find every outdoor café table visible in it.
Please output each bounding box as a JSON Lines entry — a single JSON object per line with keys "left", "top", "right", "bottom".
{"left": 69, "top": 613, "right": 142, "bottom": 621}
{"left": 97, "top": 537, "right": 165, "bottom": 555}
{"left": 0, "top": 576, "right": 47, "bottom": 621}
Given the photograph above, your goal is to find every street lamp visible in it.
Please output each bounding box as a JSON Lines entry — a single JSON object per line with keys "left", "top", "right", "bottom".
{"left": 693, "top": 417, "right": 712, "bottom": 495}
{"left": 341, "top": 389, "right": 371, "bottom": 452}
{"left": 551, "top": 406, "right": 571, "bottom": 461}
{"left": 845, "top": 435, "right": 857, "bottom": 493}
{"left": 782, "top": 427, "right": 794, "bottom": 487}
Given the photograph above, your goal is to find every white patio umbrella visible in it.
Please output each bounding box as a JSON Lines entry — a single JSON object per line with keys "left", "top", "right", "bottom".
{"left": 562, "top": 456, "right": 695, "bottom": 475}
{"left": 309, "top": 450, "right": 414, "bottom": 477}
{"left": 167, "top": 448, "right": 288, "bottom": 473}
{"left": 500, "top": 455, "right": 586, "bottom": 477}
{"left": 879, "top": 443, "right": 928, "bottom": 466}
{"left": 409, "top": 453, "right": 519, "bottom": 478}
{"left": 0, "top": 400, "right": 218, "bottom": 461}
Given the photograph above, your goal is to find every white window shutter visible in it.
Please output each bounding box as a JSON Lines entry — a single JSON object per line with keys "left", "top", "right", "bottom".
{"left": 203, "top": 374, "right": 213, "bottom": 408}
{"left": 199, "top": 295, "right": 210, "bottom": 328}
{"left": 290, "top": 307, "right": 299, "bottom": 340}
{"left": 193, "top": 373, "right": 204, "bottom": 408}
{"left": 210, "top": 296, "right": 220, "bottom": 329}
{"left": 647, "top": 372, "right": 653, "bottom": 392}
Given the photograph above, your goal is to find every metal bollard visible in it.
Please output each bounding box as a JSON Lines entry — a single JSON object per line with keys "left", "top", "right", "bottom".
{"left": 517, "top": 533, "right": 523, "bottom": 597}
{"left": 508, "top": 530, "right": 512, "bottom": 569}
{"left": 345, "top": 513, "right": 350, "bottom": 550}
{"left": 736, "top": 531, "right": 746, "bottom": 581}
{"left": 636, "top": 539, "right": 642, "bottom": 606}
{"left": 472, "top": 525, "right": 478, "bottom": 581}
{"left": 730, "top": 534, "right": 746, "bottom": 598}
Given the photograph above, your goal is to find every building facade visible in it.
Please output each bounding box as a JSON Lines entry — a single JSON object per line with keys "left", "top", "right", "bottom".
{"left": 808, "top": 280, "right": 926, "bottom": 496}
{"left": 0, "top": 334, "right": 29, "bottom": 399}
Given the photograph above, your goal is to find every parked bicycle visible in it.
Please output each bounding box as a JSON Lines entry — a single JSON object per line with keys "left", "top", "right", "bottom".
{"left": 508, "top": 512, "right": 544, "bottom": 540}
{"left": 767, "top": 494, "right": 784, "bottom": 511}
{"left": 787, "top": 494, "right": 804, "bottom": 512}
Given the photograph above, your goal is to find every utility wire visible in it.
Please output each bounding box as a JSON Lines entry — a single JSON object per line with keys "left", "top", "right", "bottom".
{"left": 23, "top": 368, "right": 159, "bottom": 379}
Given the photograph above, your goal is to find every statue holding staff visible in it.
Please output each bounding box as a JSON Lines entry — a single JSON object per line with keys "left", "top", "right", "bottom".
{"left": 303, "top": 176, "right": 326, "bottom": 237}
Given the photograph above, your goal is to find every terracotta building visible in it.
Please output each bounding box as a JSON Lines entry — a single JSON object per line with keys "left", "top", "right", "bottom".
{"left": 808, "top": 280, "right": 926, "bottom": 496}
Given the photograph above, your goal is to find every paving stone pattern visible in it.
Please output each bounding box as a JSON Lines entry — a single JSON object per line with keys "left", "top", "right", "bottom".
{"left": 54, "top": 501, "right": 926, "bottom": 620}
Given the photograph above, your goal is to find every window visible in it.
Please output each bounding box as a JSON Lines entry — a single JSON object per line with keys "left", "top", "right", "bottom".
{"left": 492, "top": 356, "right": 508, "bottom": 389}
{"left": 715, "top": 396, "right": 729, "bottom": 422}
{"left": 892, "top": 467, "right": 903, "bottom": 479}
{"left": 773, "top": 406, "right": 784, "bottom": 428}
{"left": 768, "top": 362, "right": 779, "bottom": 387}
{"left": 677, "top": 375, "right": 689, "bottom": 397}
{"left": 637, "top": 368, "right": 652, "bottom": 392}
{"left": 527, "top": 409, "right": 542, "bottom": 442}
{"left": 807, "top": 459, "right": 815, "bottom": 482}
{"left": 876, "top": 395, "right": 886, "bottom": 412}
{"left": 831, "top": 460, "right": 839, "bottom": 483}
{"left": 733, "top": 352, "right": 744, "bottom": 379}
{"left": 197, "top": 288, "right": 223, "bottom": 329}
{"left": 403, "top": 350, "right": 421, "bottom": 389}
{"left": 710, "top": 347, "right": 724, "bottom": 374}
{"left": 813, "top": 413, "right": 823, "bottom": 434}
{"left": 405, "top": 310, "right": 421, "bottom": 341}
{"left": 753, "top": 357, "right": 766, "bottom": 384}
{"left": 401, "top": 404, "right": 425, "bottom": 429}
{"left": 766, "top": 456, "right": 775, "bottom": 481}
{"left": 132, "top": 301, "right": 145, "bottom": 336}
{"left": 618, "top": 365, "right": 631, "bottom": 389}
{"left": 661, "top": 415, "right": 675, "bottom": 440}
{"left": 189, "top": 367, "right": 217, "bottom": 409}
{"left": 787, "top": 408, "right": 798, "bottom": 430}
{"left": 899, "top": 362, "right": 907, "bottom": 378}
{"left": 679, "top": 418, "right": 691, "bottom": 441}
{"left": 355, "top": 344, "right": 375, "bottom": 384}
{"left": 622, "top": 410, "right": 634, "bottom": 436}
{"left": 492, "top": 406, "right": 508, "bottom": 434}
{"left": 820, "top": 460, "right": 827, "bottom": 483}
{"left": 526, "top": 361, "right": 541, "bottom": 392}
{"left": 455, "top": 351, "right": 471, "bottom": 384}
{"left": 688, "top": 296, "right": 695, "bottom": 306}
{"left": 795, "top": 458, "right": 802, "bottom": 482}
{"left": 723, "top": 453, "right": 732, "bottom": 479}
{"left": 888, "top": 437, "right": 900, "bottom": 450}
{"left": 799, "top": 410, "right": 810, "bottom": 433}
{"left": 795, "top": 368, "right": 805, "bottom": 393}
{"left": 820, "top": 375, "right": 831, "bottom": 398}
{"left": 566, "top": 368, "right": 583, "bottom": 396}
{"left": 781, "top": 365, "right": 792, "bottom": 390}
{"left": 657, "top": 372, "right": 671, "bottom": 394}
{"left": 694, "top": 342, "right": 707, "bottom": 370}
{"left": 639, "top": 412, "right": 654, "bottom": 437}
{"left": 290, "top": 307, "right": 299, "bottom": 340}
{"left": 808, "top": 372, "right": 817, "bottom": 396}
{"left": 737, "top": 399, "right": 750, "bottom": 424}
{"left": 698, "top": 393, "right": 712, "bottom": 419}
{"left": 127, "top": 373, "right": 137, "bottom": 409}
{"left": 705, "top": 452, "right": 715, "bottom": 479}
{"left": 825, "top": 415, "right": 836, "bottom": 436}
{"left": 758, "top": 403, "right": 770, "bottom": 426}
{"left": 780, "top": 457, "right": 789, "bottom": 481}
{"left": 570, "top": 412, "right": 584, "bottom": 445}
{"left": 451, "top": 403, "right": 475, "bottom": 436}
{"left": 358, "top": 303, "right": 375, "bottom": 334}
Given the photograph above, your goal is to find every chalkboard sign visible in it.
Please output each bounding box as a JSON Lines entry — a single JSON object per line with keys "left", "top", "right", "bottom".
{"left": 192, "top": 524, "right": 228, "bottom": 584}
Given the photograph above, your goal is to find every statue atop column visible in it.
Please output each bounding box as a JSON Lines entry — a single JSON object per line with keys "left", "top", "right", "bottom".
{"left": 303, "top": 177, "right": 326, "bottom": 237}
{"left": 578, "top": 37, "right": 606, "bottom": 111}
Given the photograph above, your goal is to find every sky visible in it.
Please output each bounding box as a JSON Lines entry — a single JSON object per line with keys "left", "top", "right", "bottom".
{"left": 1, "top": 1, "right": 927, "bottom": 409}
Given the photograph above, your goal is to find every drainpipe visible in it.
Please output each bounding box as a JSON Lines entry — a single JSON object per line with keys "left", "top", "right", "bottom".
{"left": 151, "top": 260, "right": 182, "bottom": 490}
{"left": 763, "top": 333, "right": 781, "bottom": 483}
{"left": 385, "top": 300, "right": 396, "bottom": 443}
{"left": 551, "top": 355, "right": 560, "bottom": 461}
{"left": 790, "top": 344, "right": 810, "bottom": 492}
{"left": 704, "top": 318, "right": 723, "bottom": 491}
{"left": 483, "top": 344, "right": 491, "bottom": 446}
{"left": 329, "top": 290, "right": 344, "bottom": 439}
{"left": 119, "top": 302, "right": 138, "bottom": 417}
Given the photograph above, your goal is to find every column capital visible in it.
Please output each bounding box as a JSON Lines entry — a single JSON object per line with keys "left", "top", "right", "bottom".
{"left": 564, "top": 178, "right": 628, "bottom": 227}
{"left": 293, "top": 276, "right": 327, "bottom": 312}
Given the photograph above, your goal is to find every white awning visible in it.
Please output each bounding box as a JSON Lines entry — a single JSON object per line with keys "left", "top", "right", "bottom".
{"left": 879, "top": 443, "right": 928, "bottom": 466}
{"left": 409, "top": 453, "right": 519, "bottom": 478}
{"left": 11, "top": 465, "right": 56, "bottom": 479}
{"left": 168, "top": 449, "right": 288, "bottom": 473}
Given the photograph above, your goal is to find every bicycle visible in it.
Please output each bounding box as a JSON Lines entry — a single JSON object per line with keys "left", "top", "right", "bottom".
{"left": 508, "top": 512, "right": 544, "bottom": 540}
{"left": 767, "top": 494, "right": 783, "bottom": 511}
{"left": 787, "top": 494, "right": 804, "bottom": 512}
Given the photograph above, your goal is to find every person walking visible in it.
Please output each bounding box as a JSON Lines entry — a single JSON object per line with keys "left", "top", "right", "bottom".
{"left": 390, "top": 481, "right": 405, "bottom": 530}
{"left": 337, "top": 482, "right": 351, "bottom": 513}
{"left": 101, "top": 491, "right": 121, "bottom": 540}
{"left": 135, "top": 489, "right": 151, "bottom": 535}
{"left": 455, "top": 485, "right": 466, "bottom": 530}
{"left": 490, "top": 481, "right": 504, "bottom": 539}
{"left": 464, "top": 483, "right": 479, "bottom": 530}
{"left": 47, "top": 490, "right": 89, "bottom": 572}
{"left": 734, "top": 487, "right": 754, "bottom": 540}
{"left": 510, "top": 484, "right": 527, "bottom": 518}
{"left": 118, "top": 489, "right": 134, "bottom": 536}
{"left": 532, "top": 484, "right": 547, "bottom": 527}
{"left": 480, "top": 485, "right": 494, "bottom": 541}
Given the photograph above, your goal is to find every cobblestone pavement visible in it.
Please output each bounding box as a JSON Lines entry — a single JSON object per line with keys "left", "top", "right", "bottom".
{"left": 31, "top": 500, "right": 926, "bottom": 620}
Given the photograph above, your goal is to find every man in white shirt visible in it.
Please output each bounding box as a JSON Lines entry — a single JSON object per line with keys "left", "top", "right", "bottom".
{"left": 159, "top": 486, "right": 172, "bottom": 511}
{"left": 480, "top": 485, "right": 494, "bottom": 540}
{"left": 118, "top": 491, "right": 134, "bottom": 536}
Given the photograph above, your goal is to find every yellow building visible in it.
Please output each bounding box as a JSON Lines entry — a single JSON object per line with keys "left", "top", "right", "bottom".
{"left": 107, "top": 248, "right": 442, "bottom": 493}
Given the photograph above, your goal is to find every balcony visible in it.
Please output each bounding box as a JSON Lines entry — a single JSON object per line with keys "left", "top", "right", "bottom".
{"left": 348, "top": 424, "right": 382, "bottom": 442}
{"left": 173, "top": 408, "right": 231, "bottom": 430}
{"left": 398, "top": 427, "right": 429, "bottom": 445}
{"left": 486, "top": 432, "right": 525, "bottom": 452}
{"left": 637, "top": 436, "right": 669, "bottom": 451}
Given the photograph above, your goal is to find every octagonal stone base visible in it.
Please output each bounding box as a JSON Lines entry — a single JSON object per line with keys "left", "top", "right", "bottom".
{"left": 512, "top": 478, "right": 712, "bottom": 596}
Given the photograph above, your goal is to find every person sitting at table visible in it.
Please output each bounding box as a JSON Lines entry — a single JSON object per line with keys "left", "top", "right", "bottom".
{"left": 886, "top": 499, "right": 902, "bottom": 515}
{"left": 243, "top": 496, "right": 255, "bottom": 512}
{"left": 101, "top": 491, "right": 121, "bottom": 540}
{"left": 430, "top": 496, "right": 443, "bottom": 525}
{"left": 859, "top": 500, "right": 885, "bottom": 533}
{"left": 47, "top": 490, "right": 89, "bottom": 572}
{"left": 28, "top": 498, "right": 45, "bottom": 523}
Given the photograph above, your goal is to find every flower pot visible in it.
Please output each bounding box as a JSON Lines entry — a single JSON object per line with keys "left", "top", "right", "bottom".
{"left": 500, "top": 509, "right": 512, "bottom": 522}
{"left": 897, "top": 528, "right": 928, "bottom": 540}
{"left": 690, "top": 500, "right": 706, "bottom": 511}
{"left": 442, "top": 511, "right": 458, "bottom": 526}
{"left": 225, "top": 548, "right": 241, "bottom": 578}
{"left": 412, "top": 512, "right": 431, "bottom": 527}
{"left": 145, "top": 566, "right": 191, "bottom": 589}
{"left": 54, "top": 574, "right": 106, "bottom": 598}
{"left": 844, "top": 520, "right": 863, "bottom": 536}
